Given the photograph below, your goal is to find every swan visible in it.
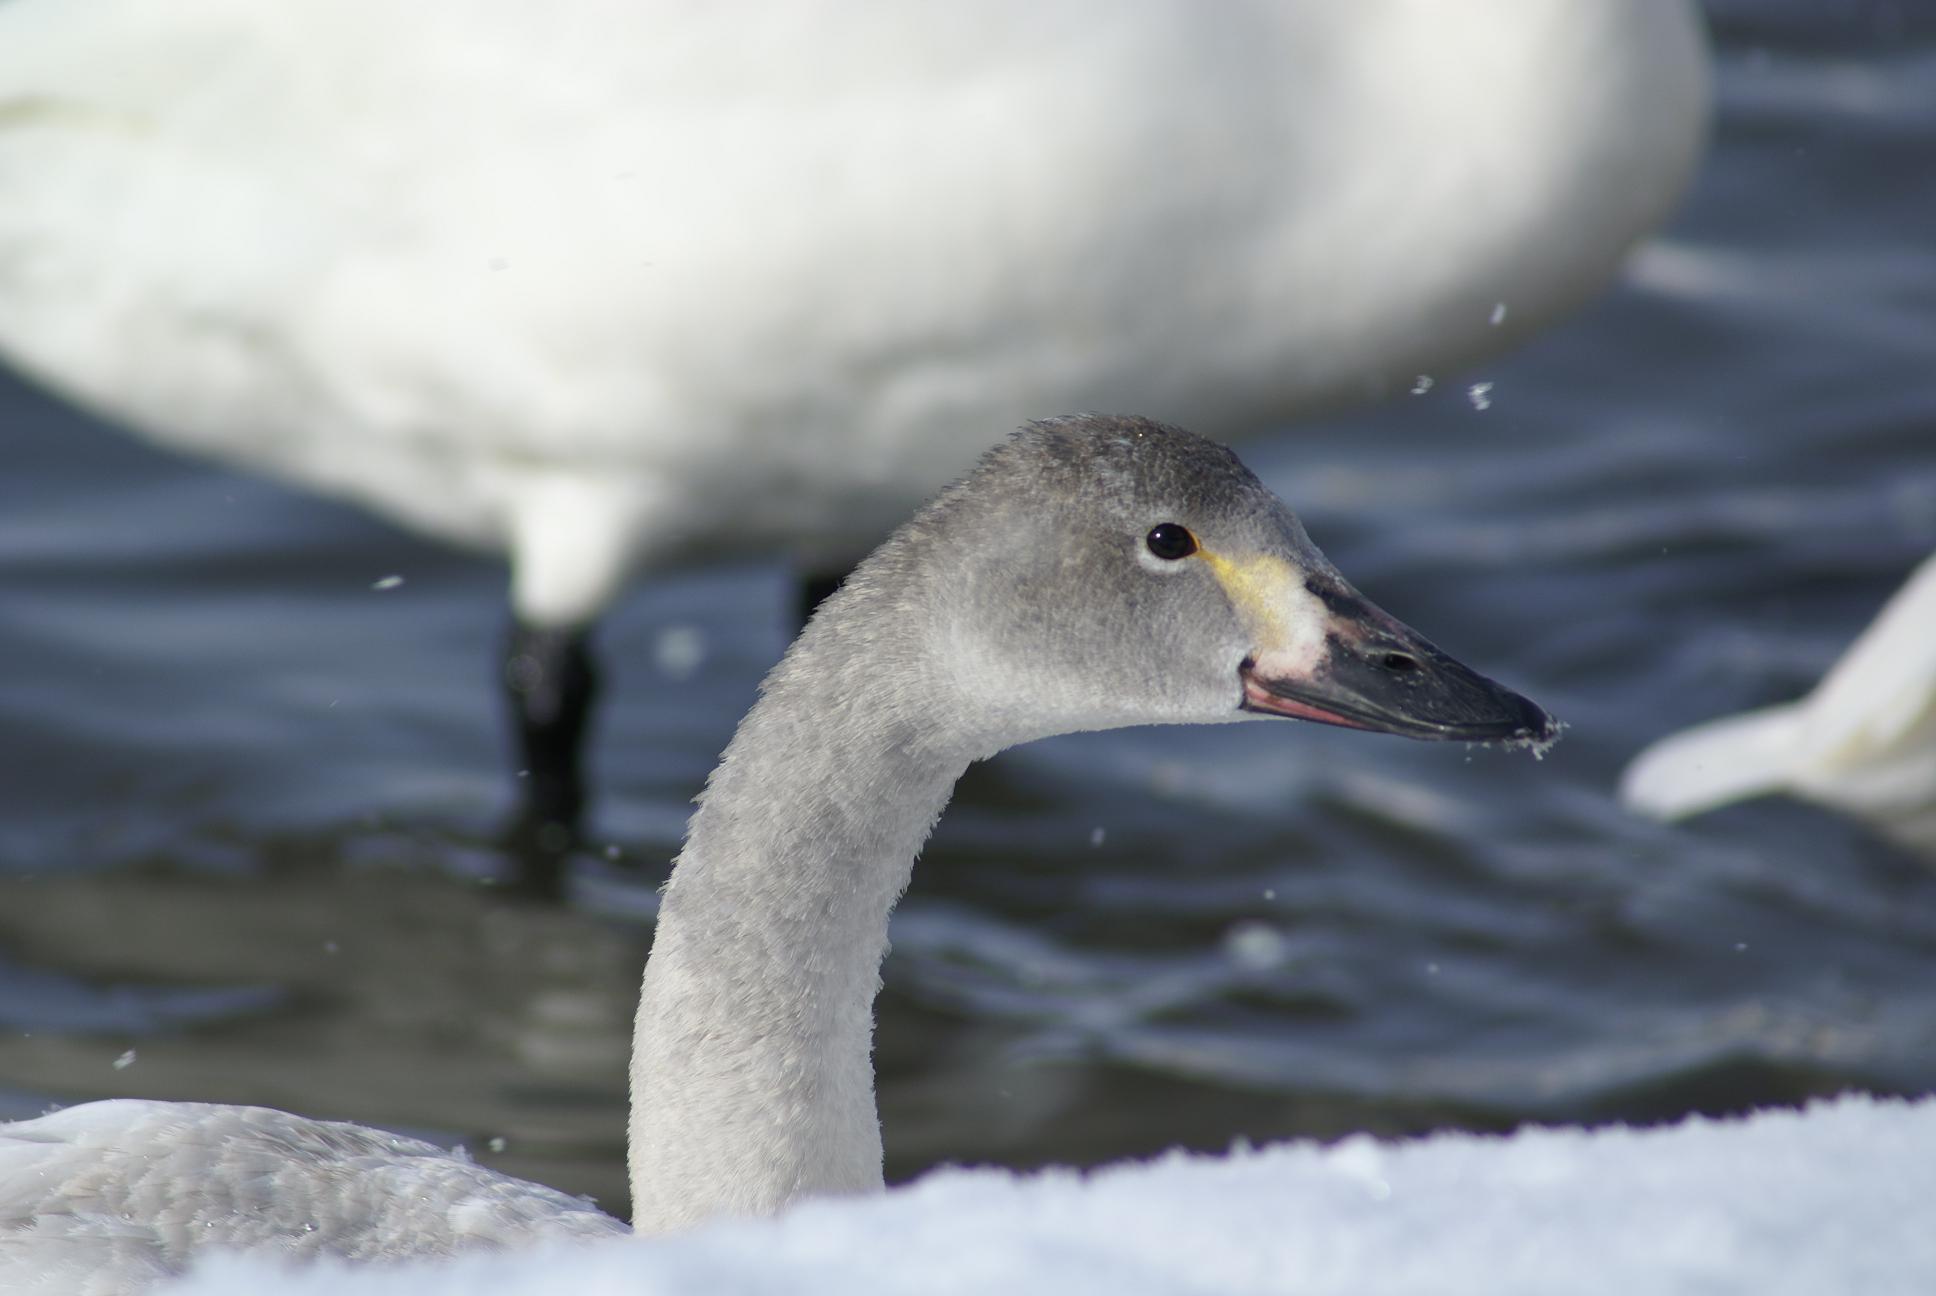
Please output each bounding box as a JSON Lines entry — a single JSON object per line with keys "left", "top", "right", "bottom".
{"left": 0, "top": 416, "right": 1556, "bottom": 1290}
{"left": 1621, "top": 553, "right": 1936, "bottom": 857}
{"left": 0, "top": 0, "right": 1700, "bottom": 836}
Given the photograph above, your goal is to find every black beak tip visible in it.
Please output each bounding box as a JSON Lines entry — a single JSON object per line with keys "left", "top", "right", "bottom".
{"left": 1494, "top": 689, "right": 1562, "bottom": 751}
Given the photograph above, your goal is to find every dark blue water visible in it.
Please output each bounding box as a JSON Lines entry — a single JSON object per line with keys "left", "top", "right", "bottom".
{"left": 3, "top": 3, "right": 1934, "bottom": 1214}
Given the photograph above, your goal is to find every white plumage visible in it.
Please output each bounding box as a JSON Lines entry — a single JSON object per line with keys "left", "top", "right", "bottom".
{"left": 0, "top": 0, "right": 1706, "bottom": 630}
{"left": 0, "top": 0, "right": 1705, "bottom": 828}
{"left": 1, "top": 1101, "right": 624, "bottom": 1296}
{"left": 1622, "top": 553, "right": 1936, "bottom": 856}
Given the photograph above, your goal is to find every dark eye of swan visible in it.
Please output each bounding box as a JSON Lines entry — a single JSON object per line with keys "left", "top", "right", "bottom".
{"left": 1145, "top": 523, "right": 1198, "bottom": 561}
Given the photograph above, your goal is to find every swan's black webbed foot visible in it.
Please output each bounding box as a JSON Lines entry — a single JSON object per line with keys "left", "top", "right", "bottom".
{"left": 499, "top": 620, "right": 597, "bottom": 883}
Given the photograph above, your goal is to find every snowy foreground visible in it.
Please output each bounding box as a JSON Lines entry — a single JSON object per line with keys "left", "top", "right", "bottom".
{"left": 165, "top": 1095, "right": 1933, "bottom": 1296}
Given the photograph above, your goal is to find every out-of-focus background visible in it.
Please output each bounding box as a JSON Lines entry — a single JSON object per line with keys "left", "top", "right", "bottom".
{"left": 1, "top": 0, "right": 1932, "bottom": 1220}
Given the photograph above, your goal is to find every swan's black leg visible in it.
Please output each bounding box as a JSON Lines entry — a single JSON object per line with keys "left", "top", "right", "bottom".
{"left": 501, "top": 620, "right": 597, "bottom": 869}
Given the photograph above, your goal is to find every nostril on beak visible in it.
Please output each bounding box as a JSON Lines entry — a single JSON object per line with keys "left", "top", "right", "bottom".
{"left": 1379, "top": 651, "right": 1420, "bottom": 674}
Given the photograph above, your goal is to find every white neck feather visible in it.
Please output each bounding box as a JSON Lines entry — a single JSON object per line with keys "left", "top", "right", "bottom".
{"left": 625, "top": 593, "right": 970, "bottom": 1232}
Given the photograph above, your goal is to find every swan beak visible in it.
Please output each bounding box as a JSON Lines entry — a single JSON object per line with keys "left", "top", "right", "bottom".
{"left": 1211, "top": 553, "right": 1557, "bottom": 745}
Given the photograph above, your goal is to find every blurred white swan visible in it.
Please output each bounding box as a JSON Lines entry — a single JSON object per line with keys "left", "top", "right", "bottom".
{"left": 0, "top": 416, "right": 1556, "bottom": 1290}
{"left": 1621, "top": 553, "right": 1936, "bottom": 856}
{"left": 0, "top": 0, "right": 1706, "bottom": 830}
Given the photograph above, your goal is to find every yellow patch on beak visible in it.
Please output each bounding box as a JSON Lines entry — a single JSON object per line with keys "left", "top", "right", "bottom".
{"left": 1198, "top": 547, "right": 1329, "bottom": 672}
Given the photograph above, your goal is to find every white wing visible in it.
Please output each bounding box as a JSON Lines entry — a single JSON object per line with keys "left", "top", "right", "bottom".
{"left": 1623, "top": 554, "right": 1936, "bottom": 853}
{"left": 0, "top": 1101, "right": 627, "bottom": 1296}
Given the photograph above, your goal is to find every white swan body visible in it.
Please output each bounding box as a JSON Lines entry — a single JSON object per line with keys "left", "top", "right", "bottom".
{"left": 0, "top": 0, "right": 1703, "bottom": 832}
{"left": 0, "top": 0, "right": 1707, "bottom": 628}
{"left": 1621, "top": 553, "right": 1936, "bottom": 856}
{"left": 0, "top": 417, "right": 1556, "bottom": 1289}
{"left": 0, "top": 1101, "right": 625, "bottom": 1291}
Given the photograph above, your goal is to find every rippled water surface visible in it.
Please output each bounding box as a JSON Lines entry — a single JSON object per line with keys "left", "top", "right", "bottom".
{"left": 3, "top": 4, "right": 1934, "bottom": 1216}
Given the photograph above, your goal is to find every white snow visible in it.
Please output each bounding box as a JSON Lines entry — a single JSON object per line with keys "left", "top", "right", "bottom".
{"left": 161, "top": 1094, "right": 1935, "bottom": 1296}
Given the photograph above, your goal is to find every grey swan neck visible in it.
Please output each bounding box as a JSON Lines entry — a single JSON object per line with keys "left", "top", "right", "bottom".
{"left": 626, "top": 580, "right": 973, "bottom": 1233}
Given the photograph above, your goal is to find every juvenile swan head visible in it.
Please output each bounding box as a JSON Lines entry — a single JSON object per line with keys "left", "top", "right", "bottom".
{"left": 817, "top": 414, "right": 1556, "bottom": 756}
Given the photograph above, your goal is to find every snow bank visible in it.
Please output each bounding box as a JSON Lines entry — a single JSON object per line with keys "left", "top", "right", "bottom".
{"left": 163, "top": 1095, "right": 1934, "bottom": 1296}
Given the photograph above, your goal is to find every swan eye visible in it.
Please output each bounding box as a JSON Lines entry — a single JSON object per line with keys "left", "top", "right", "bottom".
{"left": 1145, "top": 523, "right": 1197, "bottom": 561}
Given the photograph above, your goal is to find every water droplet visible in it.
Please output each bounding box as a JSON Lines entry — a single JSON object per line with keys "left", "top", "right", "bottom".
{"left": 654, "top": 625, "right": 708, "bottom": 681}
{"left": 1224, "top": 921, "right": 1291, "bottom": 971}
{"left": 1410, "top": 374, "right": 1434, "bottom": 396}
{"left": 1088, "top": 826, "right": 1106, "bottom": 848}
{"left": 112, "top": 1049, "right": 136, "bottom": 1071}
{"left": 370, "top": 574, "right": 404, "bottom": 591}
{"left": 1467, "top": 381, "right": 1494, "bottom": 411}
{"left": 488, "top": 1136, "right": 507, "bottom": 1153}
{"left": 1489, "top": 301, "right": 1508, "bottom": 326}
